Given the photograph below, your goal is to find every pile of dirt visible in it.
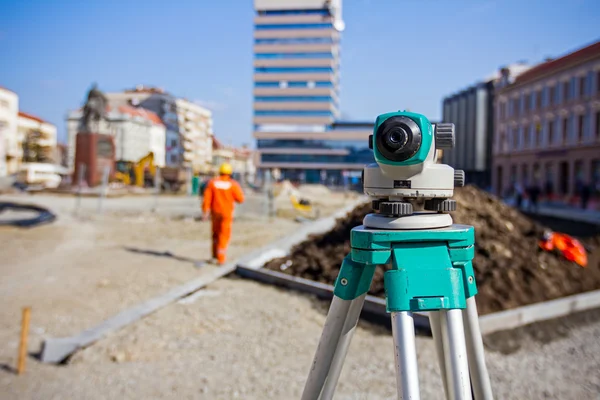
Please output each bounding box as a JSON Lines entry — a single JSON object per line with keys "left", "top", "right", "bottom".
{"left": 264, "top": 185, "right": 600, "bottom": 315}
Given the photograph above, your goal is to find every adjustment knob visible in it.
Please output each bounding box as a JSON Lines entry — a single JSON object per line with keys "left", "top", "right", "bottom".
{"left": 379, "top": 201, "right": 413, "bottom": 216}
{"left": 435, "top": 123, "right": 455, "bottom": 149}
{"left": 454, "top": 170, "right": 465, "bottom": 187}
{"left": 424, "top": 198, "right": 457, "bottom": 212}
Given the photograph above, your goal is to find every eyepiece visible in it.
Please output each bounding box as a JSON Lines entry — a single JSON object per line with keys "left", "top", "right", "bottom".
{"left": 376, "top": 116, "right": 422, "bottom": 162}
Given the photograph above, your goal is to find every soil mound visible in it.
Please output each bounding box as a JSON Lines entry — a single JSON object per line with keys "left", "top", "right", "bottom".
{"left": 264, "top": 186, "right": 600, "bottom": 315}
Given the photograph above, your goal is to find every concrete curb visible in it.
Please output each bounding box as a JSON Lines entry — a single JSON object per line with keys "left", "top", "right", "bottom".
{"left": 40, "top": 198, "right": 368, "bottom": 364}
{"left": 235, "top": 265, "right": 600, "bottom": 336}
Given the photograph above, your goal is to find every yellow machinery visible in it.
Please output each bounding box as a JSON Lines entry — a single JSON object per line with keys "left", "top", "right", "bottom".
{"left": 114, "top": 152, "right": 156, "bottom": 187}
{"left": 290, "top": 194, "right": 320, "bottom": 219}
{"left": 133, "top": 152, "right": 155, "bottom": 187}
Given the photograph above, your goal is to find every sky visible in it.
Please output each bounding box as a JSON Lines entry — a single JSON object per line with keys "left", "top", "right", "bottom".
{"left": 1, "top": 0, "right": 599, "bottom": 147}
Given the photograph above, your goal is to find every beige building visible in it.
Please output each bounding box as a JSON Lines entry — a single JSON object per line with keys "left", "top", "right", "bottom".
{"left": 0, "top": 86, "right": 19, "bottom": 176}
{"left": 17, "top": 111, "right": 58, "bottom": 166}
{"left": 67, "top": 105, "right": 166, "bottom": 169}
{"left": 492, "top": 40, "right": 600, "bottom": 202}
{"left": 105, "top": 86, "right": 213, "bottom": 173}
{"left": 211, "top": 137, "right": 255, "bottom": 181}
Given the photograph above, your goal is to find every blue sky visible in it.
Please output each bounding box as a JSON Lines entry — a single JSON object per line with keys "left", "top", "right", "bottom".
{"left": 1, "top": 0, "right": 599, "bottom": 147}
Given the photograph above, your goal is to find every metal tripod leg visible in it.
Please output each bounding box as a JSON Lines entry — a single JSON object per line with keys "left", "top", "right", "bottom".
{"left": 319, "top": 294, "right": 367, "bottom": 400}
{"left": 462, "top": 297, "right": 494, "bottom": 400}
{"left": 391, "top": 311, "right": 421, "bottom": 400}
{"left": 440, "top": 309, "right": 472, "bottom": 400}
{"left": 302, "top": 296, "right": 354, "bottom": 400}
{"left": 429, "top": 311, "right": 450, "bottom": 399}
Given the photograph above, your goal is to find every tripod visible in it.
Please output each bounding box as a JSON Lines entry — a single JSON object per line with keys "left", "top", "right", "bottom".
{"left": 301, "top": 213, "right": 494, "bottom": 400}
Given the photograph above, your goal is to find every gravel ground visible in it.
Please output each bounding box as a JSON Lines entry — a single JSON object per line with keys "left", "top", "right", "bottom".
{"left": 1, "top": 192, "right": 599, "bottom": 399}
{"left": 2, "top": 276, "right": 600, "bottom": 399}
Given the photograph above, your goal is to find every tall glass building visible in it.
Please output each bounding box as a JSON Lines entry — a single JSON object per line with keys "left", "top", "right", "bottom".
{"left": 253, "top": 0, "right": 373, "bottom": 185}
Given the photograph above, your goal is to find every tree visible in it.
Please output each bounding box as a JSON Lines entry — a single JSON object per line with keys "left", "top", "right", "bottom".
{"left": 22, "top": 130, "right": 52, "bottom": 163}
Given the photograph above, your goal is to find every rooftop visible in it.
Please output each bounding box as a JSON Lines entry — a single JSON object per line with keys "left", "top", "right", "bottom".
{"left": 18, "top": 111, "right": 47, "bottom": 124}
{"left": 0, "top": 85, "right": 16, "bottom": 94}
{"left": 124, "top": 85, "right": 168, "bottom": 95}
{"left": 116, "top": 105, "right": 163, "bottom": 125}
{"left": 512, "top": 39, "right": 600, "bottom": 85}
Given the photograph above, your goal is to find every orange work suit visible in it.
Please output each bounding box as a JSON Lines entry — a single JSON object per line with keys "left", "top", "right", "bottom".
{"left": 201, "top": 175, "right": 245, "bottom": 264}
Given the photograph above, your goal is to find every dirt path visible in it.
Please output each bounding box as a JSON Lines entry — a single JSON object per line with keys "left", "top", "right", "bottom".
{"left": 0, "top": 193, "right": 303, "bottom": 372}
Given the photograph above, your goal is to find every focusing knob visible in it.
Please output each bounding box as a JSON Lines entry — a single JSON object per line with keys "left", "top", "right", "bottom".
{"left": 372, "top": 199, "right": 380, "bottom": 211}
{"left": 379, "top": 201, "right": 413, "bottom": 216}
{"left": 435, "top": 123, "right": 455, "bottom": 149}
{"left": 424, "top": 198, "right": 457, "bottom": 212}
{"left": 454, "top": 170, "right": 465, "bottom": 187}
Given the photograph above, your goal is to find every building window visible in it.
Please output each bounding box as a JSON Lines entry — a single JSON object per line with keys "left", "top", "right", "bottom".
{"left": 499, "top": 131, "right": 506, "bottom": 152}
{"left": 597, "top": 71, "right": 600, "bottom": 93}
{"left": 545, "top": 162, "right": 554, "bottom": 195}
{"left": 535, "top": 122, "right": 542, "bottom": 147}
{"left": 513, "top": 128, "right": 519, "bottom": 150}
{"left": 499, "top": 103, "right": 506, "bottom": 119}
{"left": 536, "top": 90, "right": 542, "bottom": 109}
{"left": 524, "top": 94, "right": 529, "bottom": 112}
{"left": 593, "top": 159, "right": 600, "bottom": 190}
{"left": 562, "top": 117, "right": 569, "bottom": 144}
{"left": 596, "top": 111, "right": 600, "bottom": 139}
{"left": 522, "top": 164, "right": 529, "bottom": 185}
{"left": 524, "top": 125, "right": 530, "bottom": 148}
{"left": 548, "top": 120, "right": 555, "bottom": 145}
{"left": 578, "top": 114, "right": 585, "bottom": 142}
{"left": 510, "top": 164, "right": 517, "bottom": 184}
{"left": 533, "top": 163, "right": 541, "bottom": 181}
{"left": 563, "top": 81, "right": 570, "bottom": 102}
{"left": 170, "top": 154, "right": 178, "bottom": 163}
{"left": 579, "top": 76, "right": 586, "bottom": 98}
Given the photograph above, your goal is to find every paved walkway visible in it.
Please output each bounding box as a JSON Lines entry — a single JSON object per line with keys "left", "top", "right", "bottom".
{"left": 503, "top": 197, "right": 600, "bottom": 225}
{"left": 535, "top": 204, "right": 600, "bottom": 225}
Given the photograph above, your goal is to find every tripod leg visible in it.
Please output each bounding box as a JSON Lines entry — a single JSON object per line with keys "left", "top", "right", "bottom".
{"left": 319, "top": 293, "right": 367, "bottom": 400}
{"left": 430, "top": 311, "right": 450, "bottom": 400}
{"left": 302, "top": 296, "right": 353, "bottom": 400}
{"left": 462, "top": 297, "right": 494, "bottom": 400}
{"left": 440, "top": 309, "right": 472, "bottom": 400}
{"left": 391, "top": 311, "right": 421, "bottom": 400}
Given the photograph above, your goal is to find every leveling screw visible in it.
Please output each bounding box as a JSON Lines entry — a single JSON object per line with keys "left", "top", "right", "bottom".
{"left": 468, "top": 276, "right": 474, "bottom": 284}
{"left": 340, "top": 278, "right": 348, "bottom": 286}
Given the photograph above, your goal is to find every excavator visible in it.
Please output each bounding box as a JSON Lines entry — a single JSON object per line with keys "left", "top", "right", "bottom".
{"left": 114, "top": 152, "right": 156, "bottom": 187}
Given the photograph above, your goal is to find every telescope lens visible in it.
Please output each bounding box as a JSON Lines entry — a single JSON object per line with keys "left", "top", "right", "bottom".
{"left": 375, "top": 116, "right": 422, "bottom": 162}
{"left": 384, "top": 128, "right": 408, "bottom": 150}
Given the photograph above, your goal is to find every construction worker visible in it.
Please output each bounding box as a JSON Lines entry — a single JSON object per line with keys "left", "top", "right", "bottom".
{"left": 202, "top": 163, "right": 245, "bottom": 265}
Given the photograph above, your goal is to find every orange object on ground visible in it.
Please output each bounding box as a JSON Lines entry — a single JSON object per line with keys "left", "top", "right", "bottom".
{"left": 202, "top": 174, "right": 244, "bottom": 264}
{"left": 539, "top": 231, "right": 588, "bottom": 267}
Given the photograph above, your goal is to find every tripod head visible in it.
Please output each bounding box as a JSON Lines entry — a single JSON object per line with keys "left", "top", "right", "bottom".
{"left": 363, "top": 111, "right": 464, "bottom": 220}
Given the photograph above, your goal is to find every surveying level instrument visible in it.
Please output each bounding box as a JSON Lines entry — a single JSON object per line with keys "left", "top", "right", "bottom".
{"left": 301, "top": 111, "right": 493, "bottom": 400}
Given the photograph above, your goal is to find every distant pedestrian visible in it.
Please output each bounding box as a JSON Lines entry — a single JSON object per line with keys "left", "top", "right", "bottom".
{"left": 528, "top": 184, "right": 541, "bottom": 213}
{"left": 581, "top": 183, "right": 591, "bottom": 210}
{"left": 514, "top": 182, "right": 524, "bottom": 209}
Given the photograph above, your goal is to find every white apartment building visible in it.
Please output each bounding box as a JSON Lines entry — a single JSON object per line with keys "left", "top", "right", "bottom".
{"left": 0, "top": 86, "right": 19, "bottom": 176}
{"left": 17, "top": 111, "right": 58, "bottom": 165}
{"left": 66, "top": 105, "right": 166, "bottom": 169}
{"left": 104, "top": 86, "right": 213, "bottom": 173}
